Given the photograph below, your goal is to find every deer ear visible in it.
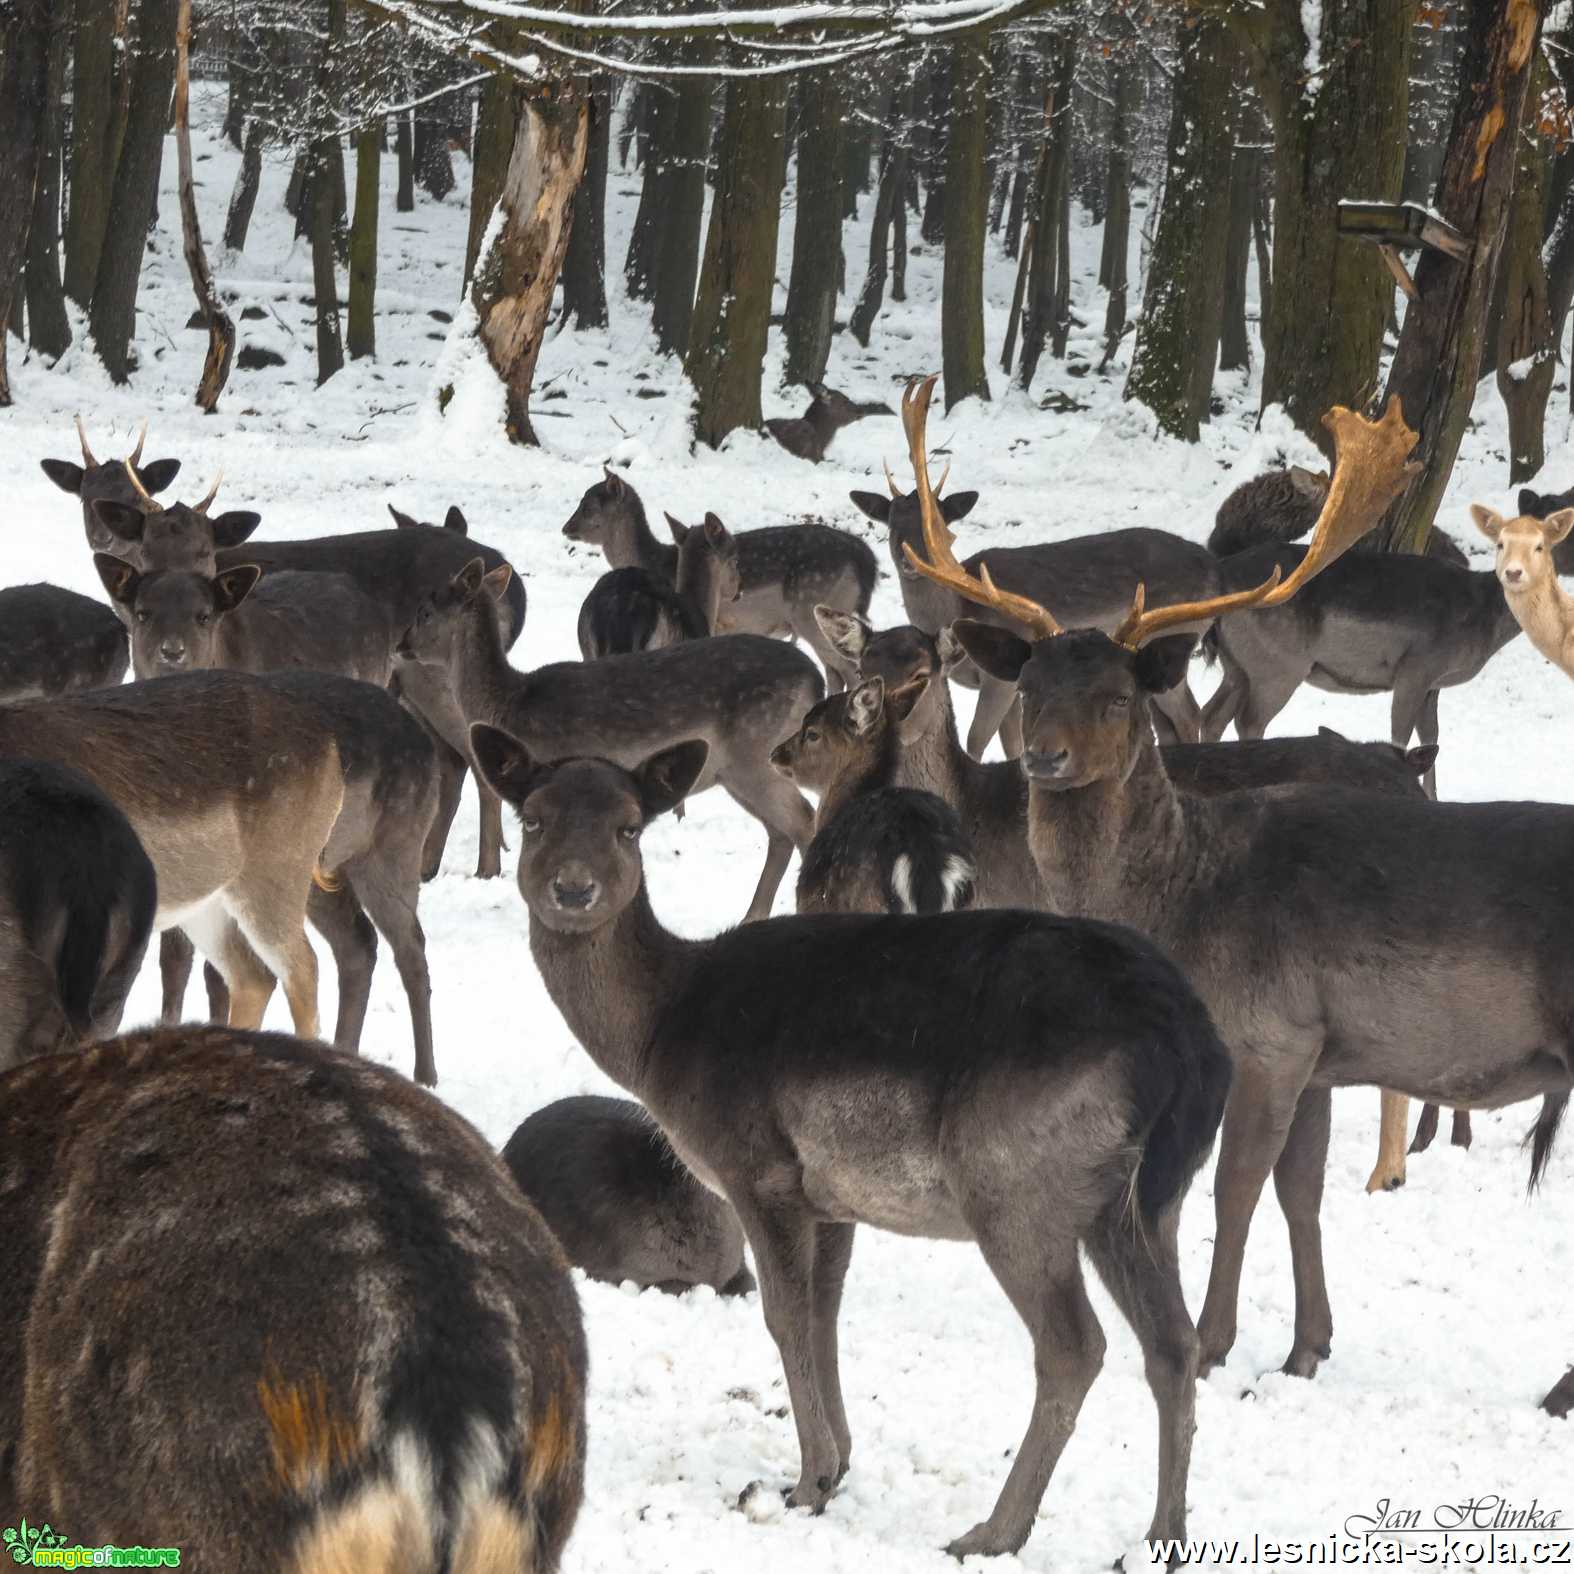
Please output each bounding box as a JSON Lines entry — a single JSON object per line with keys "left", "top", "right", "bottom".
{"left": 703, "top": 513, "right": 729, "bottom": 547}
{"left": 40, "top": 459, "right": 85, "bottom": 495}
{"left": 1470, "top": 504, "right": 1506, "bottom": 543}
{"left": 847, "top": 677, "right": 885, "bottom": 736}
{"left": 601, "top": 466, "right": 624, "bottom": 496}
{"left": 935, "top": 626, "right": 969, "bottom": 672}
{"left": 848, "top": 490, "right": 892, "bottom": 525}
{"left": 636, "top": 740, "right": 709, "bottom": 821}
{"left": 814, "top": 604, "right": 871, "bottom": 663}
{"left": 664, "top": 512, "right": 689, "bottom": 545}
{"left": 452, "top": 557, "right": 488, "bottom": 595}
{"left": 470, "top": 723, "right": 547, "bottom": 808}
{"left": 953, "top": 620, "right": 1031, "bottom": 683}
{"left": 211, "top": 510, "right": 261, "bottom": 549}
{"left": 482, "top": 563, "right": 513, "bottom": 601}
{"left": 388, "top": 504, "right": 420, "bottom": 528}
{"left": 1405, "top": 743, "right": 1439, "bottom": 774}
{"left": 1316, "top": 725, "right": 1345, "bottom": 741}
{"left": 1289, "top": 465, "right": 1330, "bottom": 499}
{"left": 1518, "top": 488, "right": 1547, "bottom": 518}
{"left": 94, "top": 553, "right": 141, "bottom": 608}
{"left": 213, "top": 564, "right": 262, "bottom": 613}
{"left": 136, "top": 458, "right": 181, "bottom": 495}
{"left": 941, "top": 490, "right": 980, "bottom": 523}
{"left": 1542, "top": 508, "right": 1574, "bottom": 546}
{"left": 89, "top": 498, "right": 148, "bottom": 543}
{"left": 1133, "top": 634, "right": 1195, "bottom": 695}
{"left": 444, "top": 505, "right": 468, "bottom": 534}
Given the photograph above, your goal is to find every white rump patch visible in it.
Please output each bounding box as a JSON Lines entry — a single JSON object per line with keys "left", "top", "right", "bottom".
{"left": 940, "top": 856, "right": 975, "bottom": 912}
{"left": 889, "top": 854, "right": 917, "bottom": 914}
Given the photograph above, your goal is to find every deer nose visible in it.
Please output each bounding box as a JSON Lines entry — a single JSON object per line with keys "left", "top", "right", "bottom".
{"left": 1022, "top": 748, "right": 1070, "bottom": 781}
{"left": 159, "top": 639, "right": 187, "bottom": 665}
{"left": 1502, "top": 565, "right": 1525, "bottom": 586}
{"left": 769, "top": 744, "right": 794, "bottom": 776}
{"left": 551, "top": 874, "right": 600, "bottom": 912}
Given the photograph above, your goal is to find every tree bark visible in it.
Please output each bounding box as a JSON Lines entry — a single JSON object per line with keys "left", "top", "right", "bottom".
{"left": 941, "top": 37, "right": 990, "bottom": 409}
{"left": 625, "top": 87, "right": 672, "bottom": 302}
{"left": 920, "top": 58, "right": 948, "bottom": 245}
{"left": 687, "top": 75, "right": 787, "bottom": 447}
{"left": 65, "top": 0, "right": 117, "bottom": 306}
{"left": 466, "top": 77, "right": 518, "bottom": 292}
{"left": 562, "top": 74, "right": 611, "bottom": 332}
{"left": 309, "top": 0, "right": 347, "bottom": 386}
{"left": 25, "top": 9, "right": 72, "bottom": 362}
{"left": 1234, "top": 0, "right": 1414, "bottom": 448}
{"left": 348, "top": 120, "right": 381, "bottom": 359}
{"left": 650, "top": 75, "right": 711, "bottom": 357}
{"left": 1380, "top": 0, "right": 1544, "bottom": 551}
{"left": 396, "top": 112, "right": 415, "bottom": 212}
{"left": 1219, "top": 141, "right": 1257, "bottom": 372}
{"left": 472, "top": 79, "right": 590, "bottom": 444}
{"left": 1098, "top": 51, "right": 1134, "bottom": 293}
{"left": 0, "top": 0, "right": 52, "bottom": 403}
{"left": 224, "top": 117, "right": 265, "bottom": 253}
{"left": 783, "top": 70, "right": 846, "bottom": 388}
{"left": 175, "top": 0, "right": 235, "bottom": 409}
{"left": 1017, "top": 24, "right": 1078, "bottom": 391}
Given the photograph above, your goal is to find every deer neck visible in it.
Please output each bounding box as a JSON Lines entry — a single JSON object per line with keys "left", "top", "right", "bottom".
{"left": 1026, "top": 730, "right": 1191, "bottom": 930}
{"left": 610, "top": 495, "right": 678, "bottom": 580}
{"left": 1503, "top": 574, "right": 1574, "bottom": 671}
{"left": 1479, "top": 571, "right": 1529, "bottom": 654}
{"left": 528, "top": 884, "right": 698, "bottom": 1094}
{"left": 674, "top": 557, "right": 721, "bottom": 635}
{"left": 451, "top": 604, "right": 519, "bottom": 725}
{"left": 814, "top": 728, "right": 900, "bottom": 832}
{"left": 893, "top": 683, "right": 984, "bottom": 806}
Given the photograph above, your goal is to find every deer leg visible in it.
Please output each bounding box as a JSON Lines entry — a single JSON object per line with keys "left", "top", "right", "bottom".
{"left": 965, "top": 673, "right": 1021, "bottom": 760}
{"left": 734, "top": 1201, "right": 842, "bottom": 1513}
{"left": 1197, "top": 1054, "right": 1312, "bottom": 1372}
{"left": 305, "top": 881, "right": 377, "bottom": 1054}
{"left": 230, "top": 881, "right": 321, "bottom": 1041}
{"left": 810, "top": 1223, "right": 856, "bottom": 1476}
{"left": 1388, "top": 669, "right": 1434, "bottom": 797}
{"left": 1367, "top": 1090, "right": 1410, "bottom": 1192}
{"left": 1543, "top": 1365, "right": 1574, "bottom": 1419}
{"left": 351, "top": 856, "right": 436, "bottom": 1087}
{"left": 945, "top": 1235, "right": 1104, "bottom": 1559}
{"left": 1272, "top": 1085, "right": 1334, "bottom": 1377}
{"left": 1235, "top": 666, "right": 1303, "bottom": 741}
{"left": 1199, "top": 659, "right": 1246, "bottom": 743}
{"left": 203, "top": 964, "right": 230, "bottom": 1022}
{"left": 158, "top": 929, "right": 195, "bottom": 1022}
{"left": 1409, "top": 1100, "right": 1441, "bottom": 1153}
{"left": 475, "top": 767, "right": 505, "bottom": 880}
{"left": 999, "top": 695, "right": 1024, "bottom": 759}
{"left": 421, "top": 739, "right": 467, "bottom": 881}
{"left": 1450, "top": 1109, "right": 1473, "bottom": 1148}
{"left": 722, "top": 770, "right": 815, "bottom": 923}
{"left": 1151, "top": 680, "right": 1203, "bottom": 745}
{"left": 1414, "top": 686, "right": 1440, "bottom": 800}
{"left": 1085, "top": 1204, "right": 1198, "bottom": 1547}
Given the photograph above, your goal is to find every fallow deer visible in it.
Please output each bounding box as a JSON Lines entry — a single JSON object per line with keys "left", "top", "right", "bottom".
{"left": 38, "top": 416, "right": 184, "bottom": 551}
{"left": 1473, "top": 504, "right": 1574, "bottom": 681}
{"left": 0, "top": 583, "right": 127, "bottom": 701}
{"left": 903, "top": 376, "right": 1573, "bottom": 1413}
{"left": 475, "top": 726, "right": 1230, "bottom": 1558}
{"left": 0, "top": 1025, "right": 587, "bottom": 1569}
{"left": 764, "top": 384, "right": 895, "bottom": 463}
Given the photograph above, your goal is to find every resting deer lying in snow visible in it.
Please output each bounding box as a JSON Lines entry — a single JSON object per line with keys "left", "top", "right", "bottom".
{"left": 903, "top": 377, "right": 1573, "bottom": 1413}
{"left": 1473, "top": 504, "right": 1574, "bottom": 681}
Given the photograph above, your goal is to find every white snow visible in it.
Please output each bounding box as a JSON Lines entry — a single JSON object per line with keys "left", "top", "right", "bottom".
{"left": 3, "top": 87, "right": 1572, "bottom": 1573}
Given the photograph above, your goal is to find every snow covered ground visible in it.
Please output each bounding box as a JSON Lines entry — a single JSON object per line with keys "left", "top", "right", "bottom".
{"left": 3, "top": 91, "right": 1572, "bottom": 1571}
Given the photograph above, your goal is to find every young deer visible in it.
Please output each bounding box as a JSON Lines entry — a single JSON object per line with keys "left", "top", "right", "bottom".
{"left": 0, "top": 583, "right": 127, "bottom": 700}
{"left": 502, "top": 1096, "right": 755, "bottom": 1296}
{"left": 1473, "top": 504, "right": 1574, "bottom": 680}
{"left": 576, "top": 513, "right": 741, "bottom": 659}
{"left": 0, "top": 1024, "right": 587, "bottom": 1570}
{"left": 0, "top": 761, "right": 155, "bottom": 1069}
{"left": 770, "top": 677, "right": 976, "bottom": 916}
{"left": 764, "top": 384, "right": 895, "bottom": 463}
{"left": 474, "top": 727, "right": 1230, "bottom": 1558}
{"left": 562, "top": 470, "right": 877, "bottom": 689}
{"left": 905, "top": 379, "right": 1573, "bottom": 1412}
{"left": 389, "top": 501, "right": 469, "bottom": 533}
{"left": 0, "top": 672, "right": 344, "bottom": 1040}
{"left": 398, "top": 560, "right": 822, "bottom": 922}
{"left": 38, "top": 416, "right": 184, "bottom": 551}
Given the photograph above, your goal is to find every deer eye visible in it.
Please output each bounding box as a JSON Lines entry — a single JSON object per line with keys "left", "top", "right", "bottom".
{"left": 805, "top": 728, "right": 820, "bottom": 743}
{"left": 521, "top": 815, "right": 541, "bottom": 834}
{"left": 196, "top": 612, "right": 211, "bottom": 626}
{"left": 619, "top": 824, "right": 640, "bottom": 841}
{"left": 134, "top": 609, "right": 149, "bottom": 624}
{"left": 1109, "top": 694, "right": 1131, "bottom": 711}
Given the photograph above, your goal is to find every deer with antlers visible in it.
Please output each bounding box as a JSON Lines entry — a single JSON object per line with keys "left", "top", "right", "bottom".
{"left": 901, "top": 375, "right": 1573, "bottom": 1414}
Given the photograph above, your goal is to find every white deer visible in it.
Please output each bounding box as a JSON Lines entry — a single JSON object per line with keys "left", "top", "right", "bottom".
{"left": 1472, "top": 504, "right": 1574, "bottom": 679}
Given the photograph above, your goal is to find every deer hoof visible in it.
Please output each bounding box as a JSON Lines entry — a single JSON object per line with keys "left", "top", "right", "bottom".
{"left": 1364, "top": 1166, "right": 1405, "bottom": 1193}
{"left": 1282, "top": 1344, "right": 1329, "bottom": 1379}
{"left": 1541, "top": 1369, "right": 1574, "bottom": 1419}
{"left": 784, "top": 1474, "right": 835, "bottom": 1514}
{"left": 944, "top": 1521, "right": 1024, "bottom": 1560}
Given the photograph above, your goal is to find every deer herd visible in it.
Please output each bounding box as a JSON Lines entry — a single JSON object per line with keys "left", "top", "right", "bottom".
{"left": 1, "top": 384, "right": 1571, "bottom": 1571}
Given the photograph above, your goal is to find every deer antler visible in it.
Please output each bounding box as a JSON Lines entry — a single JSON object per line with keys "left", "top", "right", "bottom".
{"left": 883, "top": 455, "right": 949, "bottom": 501}
{"left": 75, "top": 416, "right": 98, "bottom": 468}
{"left": 122, "top": 459, "right": 163, "bottom": 514}
{"left": 1111, "top": 396, "right": 1422, "bottom": 648}
{"left": 128, "top": 418, "right": 147, "bottom": 467}
{"left": 899, "top": 374, "right": 1065, "bottom": 642}
{"left": 193, "top": 468, "right": 223, "bottom": 515}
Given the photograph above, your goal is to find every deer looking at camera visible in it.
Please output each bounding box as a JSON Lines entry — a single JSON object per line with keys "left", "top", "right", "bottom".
{"left": 1474, "top": 504, "right": 1574, "bottom": 682}
{"left": 902, "top": 376, "right": 1573, "bottom": 1415}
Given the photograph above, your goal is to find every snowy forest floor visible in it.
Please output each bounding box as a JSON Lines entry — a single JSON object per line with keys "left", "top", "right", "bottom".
{"left": 3, "top": 89, "right": 1573, "bottom": 1572}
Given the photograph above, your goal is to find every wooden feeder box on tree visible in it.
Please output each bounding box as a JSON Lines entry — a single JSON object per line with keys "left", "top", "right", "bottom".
{"left": 1336, "top": 201, "right": 1472, "bottom": 302}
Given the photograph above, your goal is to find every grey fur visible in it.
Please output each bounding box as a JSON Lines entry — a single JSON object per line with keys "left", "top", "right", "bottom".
{"left": 764, "top": 385, "right": 895, "bottom": 463}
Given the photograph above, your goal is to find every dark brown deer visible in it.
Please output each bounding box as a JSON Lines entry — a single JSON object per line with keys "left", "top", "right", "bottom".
{"left": 905, "top": 379, "right": 1573, "bottom": 1414}
{"left": 38, "top": 416, "right": 185, "bottom": 551}
{"left": 0, "top": 672, "right": 345, "bottom": 1039}
{"left": 389, "top": 501, "right": 469, "bottom": 533}
{"left": 764, "top": 384, "right": 895, "bottom": 463}
{"left": 0, "top": 761, "right": 155, "bottom": 1070}
{"left": 0, "top": 583, "right": 127, "bottom": 700}
{"left": 399, "top": 559, "right": 822, "bottom": 922}
{"left": 562, "top": 470, "right": 877, "bottom": 689}
{"left": 0, "top": 1024, "right": 587, "bottom": 1569}
{"left": 770, "top": 678, "right": 976, "bottom": 916}
{"left": 502, "top": 1096, "right": 755, "bottom": 1296}
{"left": 474, "top": 726, "right": 1230, "bottom": 1558}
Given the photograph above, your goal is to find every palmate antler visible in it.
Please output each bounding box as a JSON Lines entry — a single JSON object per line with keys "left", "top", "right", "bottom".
{"left": 898, "top": 374, "right": 1065, "bottom": 642}
{"left": 901, "top": 378, "right": 1420, "bottom": 649}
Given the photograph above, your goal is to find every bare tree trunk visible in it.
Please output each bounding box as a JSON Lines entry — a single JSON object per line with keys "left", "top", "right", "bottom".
{"left": 942, "top": 36, "right": 991, "bottom": 409}
{"left": 1017, "top": 24, "right": 1078, "bottom": 392}
{"left": 395, "top": 112, "right": 415, "bottom": 212}
{"left": 25, "top": 9, "right": 72, "bottom": 362}
{"left": 650, "top": 75, "right": 711, "bottom": 357}
{"left": 88, "top": 0, "right": 180, "bottom": 385}
{"left": 1098, "top": 51, "right": 1133, "bottom": 293}
{"left": 1381, "top": 0, "right": 1544, "bottom": 551}
{"left": 686, "top": 75, "right": 787, "bottom": 447}
{"left": 0, "top": 0, "right": 52, "bottom": 403}
{"left": 348, "top": 120, "right": 381, "bottom": 359}
{"left": 1219, "top": 142, "right": 1257, "bottom": 372}
{"left": 223, "top": 118, "right": 266, "bottom": 252}
{"left": 466, "top": 78, "right": 517, "bottom": 292}
{"left": 892, "top": 160, "right": 909, "bottom": 301}
{"left": 309, "top": 0, "right": 347, "bottom": 386}
{"left": 850, "top": 80, "right": 908, "bottom": 346}
{"left": 561, "top": 74, "right": 611, "bottom": 331}
{"left": 471, "top": 80, "right": 590, "bottom": 444}
{"left": 1252, "top": 150, "right": 1273, "bottom": 339}
{"left": 784, "top": 70, "right": 846, "bottom": 387}
{"left": 65, "top": 0, "right": 117, "bottom": 306}
{"left": 625, "top": 86, "right": 672, "bottom": 302}
{"left": 175, "top": 0, "right": 235, "bottom": 409}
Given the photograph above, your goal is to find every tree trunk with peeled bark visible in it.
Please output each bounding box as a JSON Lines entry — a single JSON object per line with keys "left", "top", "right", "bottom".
{"left": 686, "top": 75, "right": 787, "bottom": 448}
{"left": 466, "top": 78, "right": 517, "bottom": 292}
{"left": 0, "top": 0, "right": 52, "bottom": 404}
{"left": 89, "top": 0, "right": 180, "bottom": 385}
{"left": 65, "top": 0, "right": 117, "bottom": 307}
{"left": 783, "top": 70, "right": 846, "bottom": 388}
{"left": 1380, "top": 0, "right": 1544, "bottom": 551}
{"left": 471, "top": 77, "right": 590, "bottom": 445}
{"left": 175, "top": 0, "right": 235, "bottom": 409}
{"left": 26, "top": 8, "right": 72, "bottom": 362}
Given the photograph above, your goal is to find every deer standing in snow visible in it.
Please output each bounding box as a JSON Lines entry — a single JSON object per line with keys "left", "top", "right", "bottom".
{"left": 1473, "top": 504, "right": 1574, "bottom": 681}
